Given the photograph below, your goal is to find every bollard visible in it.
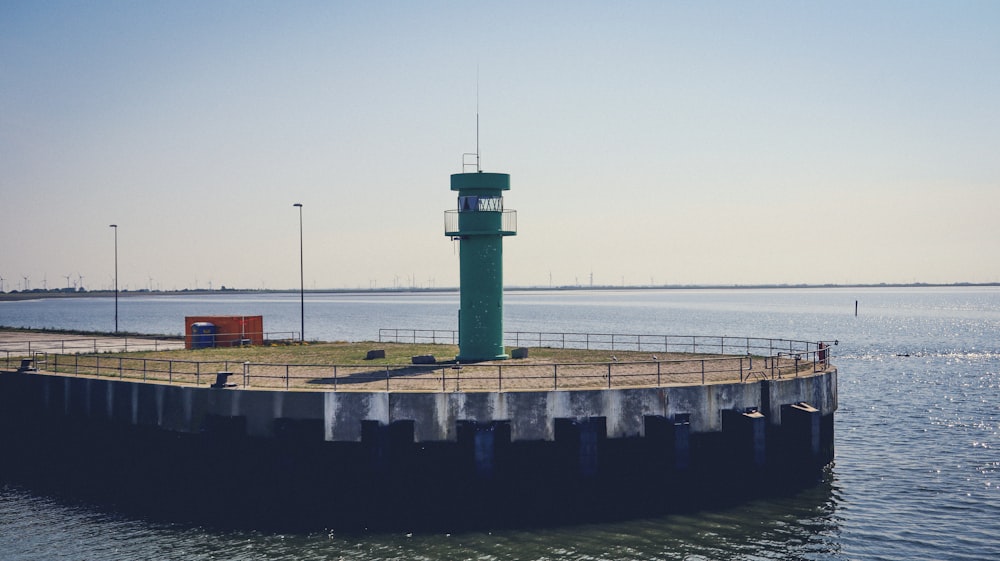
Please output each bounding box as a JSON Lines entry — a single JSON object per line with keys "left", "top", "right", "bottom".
{"left": 210, "top": 371, "right": 236, "bottom": 388}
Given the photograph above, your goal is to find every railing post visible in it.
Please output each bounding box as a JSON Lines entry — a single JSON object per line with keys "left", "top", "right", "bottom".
{"left": 607, "top": 362, "right": 612, "bottom": 388}
{"left": 169, "top": 360, "right": 173, "bottom": 384}
{"left": 553, "top": 364, "right": 558, "bottom": 390}
{"left": 701, "top": 359, "right": 705, "bottom": 385}
{"left": 286, "top": 365, "right": 290, "bottom": 390}
{"left": 385, "top": 365, "right": 390, "bottom": 392}
{"left": 96, "top": 355, "right": 100, "bottom": 377}
{"left": 498, "top": 364, "right": 502, "bottom": 392}
{"left": 657, "top": 360, "right": 661, "bottom": 386}
{"left": 196, "top": 362, "right": 200, "bottom": 385}
{"left": 333, "top": 365, "right": 338, "bottom": 391}
{"left": 74, "top": 354, "right": 78, "bottom": 376}
{"left": 143, "top": 358, "right": 147, "bottom": 381}
{"left": 243, "top": 362, "right": 249, "bottom": 388}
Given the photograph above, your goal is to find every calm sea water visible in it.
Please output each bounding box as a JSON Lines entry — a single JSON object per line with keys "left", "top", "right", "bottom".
{"left": 1, "top": 287, "right": 998, "bottom": 560}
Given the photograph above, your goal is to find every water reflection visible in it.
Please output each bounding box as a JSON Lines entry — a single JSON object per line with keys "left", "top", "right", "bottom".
{"left": 2, "top": 471, "right": 842, "bottom": 561}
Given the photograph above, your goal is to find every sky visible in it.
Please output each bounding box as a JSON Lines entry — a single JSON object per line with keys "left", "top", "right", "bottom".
{"left": 2, "top": 1, "right": 999, "bottom": 292}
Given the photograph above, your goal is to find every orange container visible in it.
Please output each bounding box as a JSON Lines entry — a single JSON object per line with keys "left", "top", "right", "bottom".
{"left": 184, "top": 316, "right": 264, "bottom": 349}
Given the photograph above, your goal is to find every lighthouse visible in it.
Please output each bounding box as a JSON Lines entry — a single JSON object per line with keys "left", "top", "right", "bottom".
{"left": 444, "top": 171, "right": 517, "bottom": 361}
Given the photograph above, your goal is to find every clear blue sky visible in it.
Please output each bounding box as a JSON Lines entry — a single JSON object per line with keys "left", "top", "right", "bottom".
{"left": 2, "top": 1, "right": 998, "bottom": 291}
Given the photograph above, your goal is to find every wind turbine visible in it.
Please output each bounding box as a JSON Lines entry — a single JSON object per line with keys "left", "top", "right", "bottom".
{"left": 64, "top": 274, "right": 72, "bottom": 289}
{"left": 0, "top": 275, "right": 5, "bottom": 293}
{"left": 21, "top": 274, "right": 29, "bottom": 291}
{"left": 77, "top": 273, "right": 85, "bottom": 291}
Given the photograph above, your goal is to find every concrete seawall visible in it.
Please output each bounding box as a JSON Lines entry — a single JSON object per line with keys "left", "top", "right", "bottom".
{"left": 0, "top": 369, "right": 836, "bottom": 530}
{"left": 0, "top": 370, "right": 836, "bottom": 440}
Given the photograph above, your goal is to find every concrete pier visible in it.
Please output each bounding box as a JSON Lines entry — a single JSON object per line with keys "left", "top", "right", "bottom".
{"left": 0, "top": 366, "right": 836, "bottom": 529}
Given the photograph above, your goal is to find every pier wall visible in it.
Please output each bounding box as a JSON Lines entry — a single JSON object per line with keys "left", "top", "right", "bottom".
{"left": 0, "top": 369, "right": 837, "bottom": 530}
{"left": 0, "top": 370, "right": 836, "bottom": 442}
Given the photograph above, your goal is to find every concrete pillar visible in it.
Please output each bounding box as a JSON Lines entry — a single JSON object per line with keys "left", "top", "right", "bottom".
{"left": 781, "top": 402, "right": 821, "bottom": 460}
{"left": 722, "top": 409, "right": 766, "bottom": 469}
{"left": 362, "top": 420, "right": 414, "bottom": 475}
{"left": 555, "top": 417, "right": 606, "bottom": 478}
{"left": 457, "top": 420, "right": 511, "bottom": 479}
{"left": 644, "top": 413, "right": 690, "bottom": 472}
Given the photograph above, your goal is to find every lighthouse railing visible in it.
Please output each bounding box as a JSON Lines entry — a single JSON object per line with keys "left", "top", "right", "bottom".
{"left": 444, "top": 209, "right": 517, "bottom": 236}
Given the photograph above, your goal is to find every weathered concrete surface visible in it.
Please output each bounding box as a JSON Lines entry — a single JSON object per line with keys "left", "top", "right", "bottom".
{"left": 1, "top": 368, "right": 837, "bottom": 442}
{"left": 0, "top": 332, "right": 184, "bottom": 355}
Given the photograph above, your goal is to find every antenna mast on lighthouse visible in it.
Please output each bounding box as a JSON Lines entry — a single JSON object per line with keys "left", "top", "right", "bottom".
{"left": 463, "top": 68, "right": 481, "bottom": 173}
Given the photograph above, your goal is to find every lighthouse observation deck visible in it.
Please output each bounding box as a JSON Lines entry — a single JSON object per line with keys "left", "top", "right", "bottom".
{"left": 444, "top": 208, "right": 517, "bottom": 237}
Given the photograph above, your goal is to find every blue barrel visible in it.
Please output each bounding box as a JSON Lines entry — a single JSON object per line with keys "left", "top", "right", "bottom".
{"left": 191, "top": 322, "right": 216, "bottom": 349}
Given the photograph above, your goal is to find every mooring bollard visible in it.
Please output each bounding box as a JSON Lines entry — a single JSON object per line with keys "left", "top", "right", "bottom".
{"left": 211, "top": 371, "right": 236, "bottom": 389}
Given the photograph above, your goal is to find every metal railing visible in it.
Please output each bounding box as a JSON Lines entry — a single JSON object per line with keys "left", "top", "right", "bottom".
{"left": 377, "top": 328, "right": 459, "bottom": 345}
{"left": 380, "top": 328, "right": 832, "bottom": 358}
{"left": 444, "top": 209, "right": 517, "bottom": 236}
{"left": 15, "top": 334, "right": 834, "bottom": 393}
{"left": 1, "top": 336, "right": 184, "bottom": 365}
{"left": 0, "top": 331, "right": 301, "bottom": 368}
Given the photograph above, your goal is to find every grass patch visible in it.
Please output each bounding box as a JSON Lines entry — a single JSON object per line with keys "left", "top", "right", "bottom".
{"left": 104, "top": 341, "right": 708, "bottom": 366}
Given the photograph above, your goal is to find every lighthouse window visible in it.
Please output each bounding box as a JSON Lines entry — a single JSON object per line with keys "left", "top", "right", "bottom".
{"left": 458, "top": 196, "right": 503, "bottom": 212}
{"left": 478, "top": 196, "right": 503, "bottom": 211}
{"left": 459, "top": 196, "right": 479, "bottom": 211}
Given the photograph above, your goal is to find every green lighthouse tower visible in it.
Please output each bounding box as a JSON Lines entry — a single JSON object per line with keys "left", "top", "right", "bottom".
{"left": 445, "top": 171, "right": 517, "bottom": 361}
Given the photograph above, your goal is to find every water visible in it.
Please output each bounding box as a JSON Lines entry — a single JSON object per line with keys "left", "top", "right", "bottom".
{"left": 2, "top": 287, "right": 998, "bottom": 560}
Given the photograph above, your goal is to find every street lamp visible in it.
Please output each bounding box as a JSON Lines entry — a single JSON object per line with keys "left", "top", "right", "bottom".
{"left": 109, "top": 224, "right": 118, "bottom": 333}
{"left": 293, "top": 203, "right": 304, "bottom": 342}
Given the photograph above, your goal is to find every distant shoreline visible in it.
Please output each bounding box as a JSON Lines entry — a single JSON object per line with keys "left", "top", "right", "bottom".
{"left": 1, "top": 282, "right": 997, "bottom": 302}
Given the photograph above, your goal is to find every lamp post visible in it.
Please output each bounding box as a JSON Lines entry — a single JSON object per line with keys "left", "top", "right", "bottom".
{"left": 109, "top": 224, "right": 118, "bottom": 333}
{"left": 293, "top": 203, "right": 304, "bottom": 342}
